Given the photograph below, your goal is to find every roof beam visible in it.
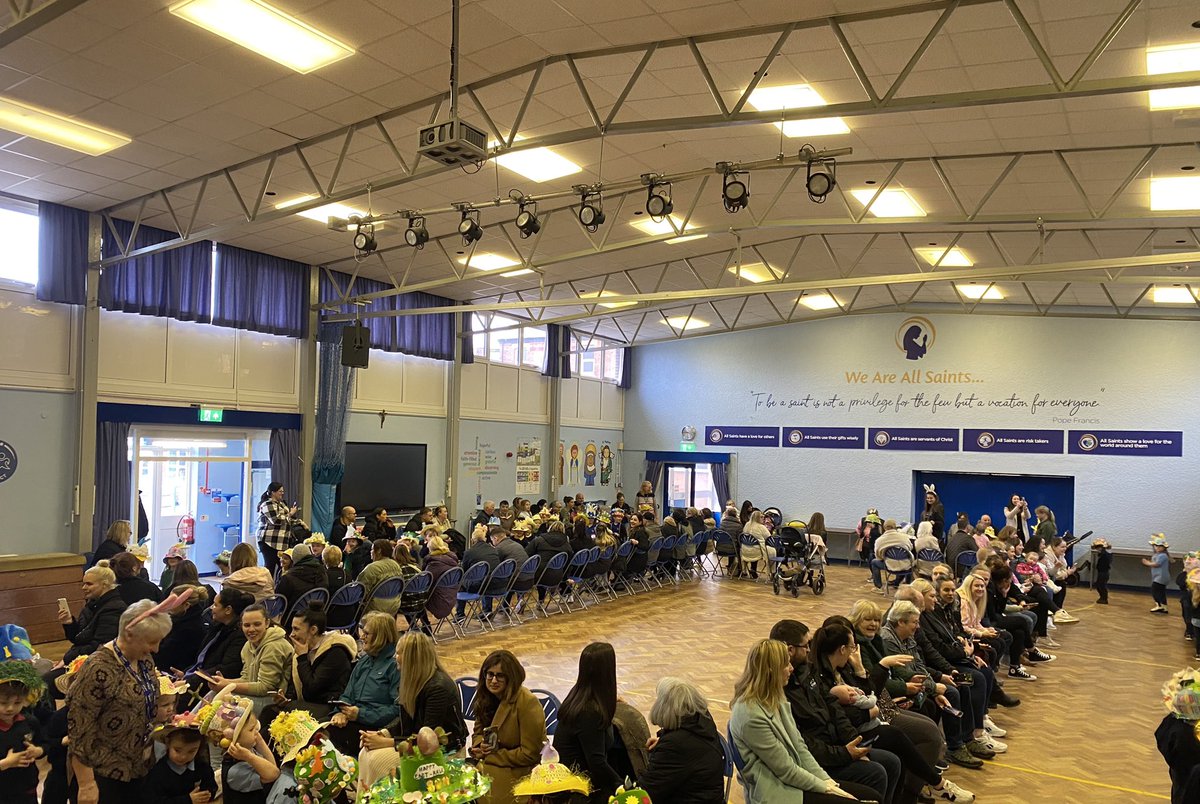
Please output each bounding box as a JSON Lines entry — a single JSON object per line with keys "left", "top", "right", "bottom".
{"left": 0, "top": 0, "right": 90, "bottom": 48}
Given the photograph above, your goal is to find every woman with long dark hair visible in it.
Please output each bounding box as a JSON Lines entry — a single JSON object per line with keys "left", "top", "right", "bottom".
{"left": 469, "top": 650, "right": 546, "bottom": 804}
{"left": 256, "top": 481, "right": 297, "bottom": 576}
{"left": 555, "top": 642, "right": 622, "bottom": 803}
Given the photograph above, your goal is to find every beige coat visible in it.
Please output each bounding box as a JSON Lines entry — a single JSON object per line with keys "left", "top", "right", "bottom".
{"left": 223, "top": 566, "right": 275, "bottom": 601}
{"left": 473, "top": 686, "right": 547, "bottom": 804}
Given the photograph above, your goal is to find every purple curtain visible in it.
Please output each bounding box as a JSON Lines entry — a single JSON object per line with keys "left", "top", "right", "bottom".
{"left": 213, "top": 243, "right": 309, "bottom": 338}
{"left": 460, "top": 309, "right": 474, "bottom": 365}
{"left": 542, "top": 323, "right": 572, "bottom": 379}
{"left": 99, "top": 219, "right": 213, "bottom": 322}
{"left": 618, "top": 346, "right": 632, "bottom": 389}
{"left": 36, "top": 201, "right": 88, "bottom": 305}
{"left": 93, "top": 421, "right": 131, "bottom": 550}
{"left": 320, "top": 270, "right": 456, "bottom": 361}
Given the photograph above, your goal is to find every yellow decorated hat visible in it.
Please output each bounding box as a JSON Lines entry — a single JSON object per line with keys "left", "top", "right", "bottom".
{"left": 512, "top": 742, "right": 590, "bottom": 797}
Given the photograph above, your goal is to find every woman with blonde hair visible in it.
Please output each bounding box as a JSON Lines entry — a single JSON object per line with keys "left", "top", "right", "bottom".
{"left": 358, "top": 632, "right": 466, "bottom": 787}
{"left": 728, "top": 639, "right": 851, "bottom": 803}
{"left": 222, "top": 542, "right": 275, "bottom": 600}
{"left": 59, "top": 563, "right": 125, "bottom": 664}
{"left": 326, "top": 611, "right": 400, "bottom": 754}
{"left": 739, "top": 510, "right": 775, "bottom": 580}
{"left": 91, "top": 520, "right": 133, "bottom": 569}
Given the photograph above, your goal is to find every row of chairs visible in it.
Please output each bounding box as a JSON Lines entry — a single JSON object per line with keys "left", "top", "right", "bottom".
{"left": 873, "top": 545, "right": 979, "bottom": 589}
{"left": 454, "top": 675, "right": 561, "bottom": 735}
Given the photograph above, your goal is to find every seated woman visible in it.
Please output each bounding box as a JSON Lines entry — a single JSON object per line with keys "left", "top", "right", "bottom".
{"left": 261, "top": 603, "right": 357, "bottom": 731}
{"left": 394, "top": 541, "right": 422, "bottom": 580}
{"left": 1014, "top": 549, "right": 1062, "bottom": 646}
{"left": 739, "top": 510, "right": 775, "bottom": 580}
{"left": 638, "top": 676, "right": 725, "bottom": 804}
{"left": 359, "top": 632, "right": 467, "bottom": 789}
{"left": 420, "top": 535, "right": 459, "bottom": 630}
{"left": 206, "top": 602, "right": 294, "bottom": 715}
{"left": 986, "top": 565, "right": 1053, "bottom": 680}
{"left": 468, "top": 650, "right": 546, "bottom": 804}
{"left": 456, "top": 526, "right": 501, "bottom": 621}
{"left": 728, "top": 638, "right": 852, "bottom": 803}
{"left": 554, "top": 642, "right": 623, "bottom": 804}
{"left": 90, "top": 519, "right": 132, "bottom": 567}
{"left": 1039, "top": 537, "right": 1080, "bottom": 623}
{"left": 57, "top": 562, "right": 125, "bottom": 664}
{"left": 913, "top": 522, "right": 942, "bottom": 579}
{"left": 326, "top": 611, "right": 400, "bottom": 755}
{"left": 183, "top": 587, "right": 251, "bottom": 694}
{"left": 223, "top": 543, "right": 276, "bottom": 601}
{"left": 933, "top": 578, "right": 1016, "bottom": 708}
{"left": 153, "top": 583, "right": 209, "bottom": 672}
{"left": 111, "top": 551, "right": 162, "bottom": 606}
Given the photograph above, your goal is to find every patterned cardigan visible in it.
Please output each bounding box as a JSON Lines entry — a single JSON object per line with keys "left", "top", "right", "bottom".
{"left": 66, "top": 646, "right": 154, "bottom": 781}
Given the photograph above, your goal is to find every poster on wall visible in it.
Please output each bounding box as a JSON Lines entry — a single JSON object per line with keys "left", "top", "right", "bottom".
{"left": 460, "top": 437, "right": 499, "bottom": 505}
{"left": 557, "top": 441, "right": 565, "bottom": 486}
{"left": 584, "top": 442, "right": 597, "bottom": 486}
{"left": 569, "top": 443, "right": 580, "bottom": 485}
{"left": 515, "top": 438, "right": 542, "bottom": 495}
{"left": 600, "top": 441, "right": 614, "bottom": 486}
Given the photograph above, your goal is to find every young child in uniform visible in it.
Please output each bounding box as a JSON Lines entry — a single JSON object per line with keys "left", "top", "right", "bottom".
{"left": 1092, "top": 538, "right": 1113, "bottom": 604}
{"left": 1145, "top": 534, "right": 1172, "bottom": 613}
{"left": 0, "top": 661, "right": 48, "bottom": 804}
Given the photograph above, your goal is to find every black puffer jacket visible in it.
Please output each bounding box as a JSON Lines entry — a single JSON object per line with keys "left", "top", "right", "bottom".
{"left": 63, "top": 588, "right": 125, "bottom": 662}
{"left": 116, "top": 575, "right": 162, "bottom": 607}
{"left": 276, "top": 555, "right": 328, "bottom": 608}
{"left": 525, "top": 530, "right": 571, "bottom": 568}
{"left": 154, "top": 602, "right": 208, "bottom": 672}
{"left": 785, "top": 665, "right": 859, "bottom": 770}
{"left": 638, "top": 712, "right": 725, "bottom": 804}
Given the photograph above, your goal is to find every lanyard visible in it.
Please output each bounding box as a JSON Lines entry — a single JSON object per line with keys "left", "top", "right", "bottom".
{"left": 111, "top": 641, "right": 157, "bottom": 726}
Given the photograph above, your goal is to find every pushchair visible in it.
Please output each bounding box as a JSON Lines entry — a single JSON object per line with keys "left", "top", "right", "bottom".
{"left": 770, "top": 521, "right": 827, "bottom": 596}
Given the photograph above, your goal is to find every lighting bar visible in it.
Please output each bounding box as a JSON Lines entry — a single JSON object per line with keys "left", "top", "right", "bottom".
{"left": 170, "top": 0, "right": 355, "bottom": 74}
{"left": 0, "top": 97, "right": 130, "bottom": 156}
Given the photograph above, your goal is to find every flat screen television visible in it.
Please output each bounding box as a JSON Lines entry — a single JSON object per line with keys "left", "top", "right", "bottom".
{"left": 337, "top": 442, "right": 427, "bottom": 513}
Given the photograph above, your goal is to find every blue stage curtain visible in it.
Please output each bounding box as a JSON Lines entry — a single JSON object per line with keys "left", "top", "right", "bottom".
{"left": 541, "top": 324, "right": 572, "bottom": 379}
{"left": 312, "top": 323, "right": 356, "bottom": 536}
{"left": 618, "top": 346, "right": 632, "bottom": 389}
{"left": 99, "top": 219, "right": 213, "bottom": 322}
{"left": 320, "top": 270, "right": 456, "bottom": 361}
{"left": 93, "top": 421, "right": 131, "bottom": 549}
{"left": 213, "top": 243, "right": 308, "bottom": 338}
{"left": 460, "top": 309, "right": 474, "bottom": 365}
{"left": 36, "top": 201, "right": 88, "bottom": 305}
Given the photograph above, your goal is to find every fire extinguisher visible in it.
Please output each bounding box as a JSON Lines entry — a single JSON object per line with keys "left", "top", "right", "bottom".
{"left": 177, "top": 514, "right": 195, "bottom": 544}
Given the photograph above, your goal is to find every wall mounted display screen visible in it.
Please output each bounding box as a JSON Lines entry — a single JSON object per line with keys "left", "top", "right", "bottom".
{"left": 338, "top": 442, "right": 427, "bottom": 512}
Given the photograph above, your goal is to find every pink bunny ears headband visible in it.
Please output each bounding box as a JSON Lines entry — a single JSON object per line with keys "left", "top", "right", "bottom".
{"left": 126, "top": 587, "right": 195, "bottom": 631}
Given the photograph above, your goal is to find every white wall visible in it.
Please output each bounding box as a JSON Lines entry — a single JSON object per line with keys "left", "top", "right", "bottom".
{"left": 0, "top": 387, "right": 78, "bottom": 554}
{"left": 624, "top": 313, "right": 1200, "bottom": 552}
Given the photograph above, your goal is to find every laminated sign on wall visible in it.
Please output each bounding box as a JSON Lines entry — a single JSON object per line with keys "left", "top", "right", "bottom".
{"left": 515, "top": 438, "right": 542, "bottom": 495}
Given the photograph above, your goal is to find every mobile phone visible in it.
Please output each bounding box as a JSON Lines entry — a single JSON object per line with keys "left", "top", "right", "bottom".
{"left": 859, "top": 735, "right": 878, "bottom": 747}
{"left": 941, "top": 704, "right": 963, "bottom": 718}
{"left": 57, "top": 597, "right": 70, "bottom": 616}
{"left": 329, "top": 699, "right": 352, "bottom": 708}
{"left": 193, "top": 670, "right": 219, "bottom": 685}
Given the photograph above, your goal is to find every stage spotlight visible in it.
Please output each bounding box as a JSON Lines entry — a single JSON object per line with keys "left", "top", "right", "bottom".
{"left": 645, "top": 181, "right": 673, "bottom": 219}
{"left": 458, "top": 208, "right": 483, "bottom": 244}
{"left": 803, "top": 146, "right": 838, "bottom": 203}
{"left": 353, "top": 223, "right": 377, "bottom": 253}
{"left": 578, "top": 190, "right": 605, "bottom": 232}
{"left": 722, "top": 170, "right": 750, "bottom": 213}
{"left": 515, "top": 202, "right": 541, "bottom": 238}
{"left": 404, "top": 216, "right": 428, "bottom": 248}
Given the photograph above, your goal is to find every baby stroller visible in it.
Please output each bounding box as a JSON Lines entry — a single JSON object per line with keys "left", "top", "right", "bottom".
{"left": 771, "top": 520, "right": 827, "bottom": 596}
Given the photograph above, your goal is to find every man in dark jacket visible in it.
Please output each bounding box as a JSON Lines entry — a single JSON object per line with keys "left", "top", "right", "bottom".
{"left": 456, "top": 527, "right": 500, "bottom": 620}
{"left": 944, "top": 526, "right": 978, "bottom": 576}
{"left": 329, "top": 506, "right": 357, "bottom": 544}
{"left": 404, "top": 507, "right": 434, "bottom": 535}
{"left": 769, "top": 619, "right": 891, "bottom": 803}
{"left": 276, "top": 544, "right": 329, "bottom": 623}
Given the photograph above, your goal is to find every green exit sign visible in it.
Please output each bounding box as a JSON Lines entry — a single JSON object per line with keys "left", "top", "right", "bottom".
{"left": 679, "top": 441, "right": 696, "bottom": 452}
{"left": 198, "top": 407, "right": 224, "bottom": 423}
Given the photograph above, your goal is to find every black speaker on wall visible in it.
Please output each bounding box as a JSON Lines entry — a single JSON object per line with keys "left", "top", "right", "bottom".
{"left": 341, "top": 324, "right": 370, "bottom": 369}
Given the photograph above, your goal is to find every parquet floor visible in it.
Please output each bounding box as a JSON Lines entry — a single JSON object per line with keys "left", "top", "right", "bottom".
{"left": 38, "top": 564, "right": 1181, "bottom": 803}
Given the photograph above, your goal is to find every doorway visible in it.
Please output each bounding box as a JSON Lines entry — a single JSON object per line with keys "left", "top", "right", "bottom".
{"left": 663, "top": 463, "right": 720, "bottom": 515}
{"left": 132, "top": 428, "right": 265, "bottom": 577}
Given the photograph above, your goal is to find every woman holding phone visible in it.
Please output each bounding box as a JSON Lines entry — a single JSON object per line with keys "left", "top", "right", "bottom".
{"left": 205, "top": 603, "right": 294, "bottom": 715}
{"left": 326, "top": 612, "right": 400, "bottom": 755}
{"left": 256, "top": 481, "right": 299, "bottom": 576}
{"left": 1003, "top": 495, "right": 1031, "bottom": 543}
{"left": 468, "top": 650, "right": 546, "bottom": 804}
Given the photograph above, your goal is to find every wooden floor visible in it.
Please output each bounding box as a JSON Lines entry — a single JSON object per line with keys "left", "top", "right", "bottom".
{"left": 40, "top": 564, "right": 1179, "bottom": 802}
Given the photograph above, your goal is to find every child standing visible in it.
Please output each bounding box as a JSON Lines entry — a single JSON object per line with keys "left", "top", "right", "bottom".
{"left": 221, "top": 709, "right": 279, "bottom": 804}
{"left": 147, "top": 720, "right": 218, "bottom": 804}
{"left": 1145, "top": 534, "right": 1172, "bottom": 613}
{"left": 1093, "top": 538, "right": 1113, "bottom": 604}
{"left": 0, "top": 661, "right": 48, "bottom": 804}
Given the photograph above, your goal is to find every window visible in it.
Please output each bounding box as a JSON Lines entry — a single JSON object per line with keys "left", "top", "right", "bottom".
{"left": 0, "top": 205, "right": 39, "bottom": 286}
{"left": 576, "top": 334, "right": 603, "bottom": 378}
{"left": 488, "top": 314, "right": 521, "bottom": 365}
{"left": 472, "top": 313, "right": 488, "bottom": 358}
{"left": 602, "top": 347, "right": 624, "bottom": 383}
{"left": 522, "top": 326, "right": 546, "bottom": 368}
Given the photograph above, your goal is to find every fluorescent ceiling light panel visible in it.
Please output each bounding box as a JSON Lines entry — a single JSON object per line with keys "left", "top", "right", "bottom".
{"left": 170, "top": 0, "right": 354, "bottom": 74}
{"left": 665, "top": 233, "right": 707, "bottom": 244}
{"left": 631, "top": 215, "right": 691, "bottom": 237}
{"left": 850, "top": 188, "right": 926, "bottom": 218}
{"left": 727, "top": 263, "right": 780, "bottom": 283}
{"left": 664, "top": 315, "right": 709, "bottom": 330}
{"left": 489, "top": 135, "right": 582, "bottom": 183}
{"left": 955, "top": 283, "right": 1003, "bottom": 300}
{"left": 1150, "top": 177, "right": 1200, "bottom": 211}
{"left": 1151, "top": 285, "right": 1197, "bottom": 303}
{"left": 499, "top": 268, "right": 534, "bottom": 278}
{"left": 457, "top": 253, "right": 520, "bottom": 271}
{"left": 915, "top": 247, "right": 973, "bottom": 267}
{"left": 275, "top": 195, "right": 374, "bottom": 225}
{"left": 579, "top": 290, "right": 635, "bottom": 309}
{"left": 799, "top": 294, "right": 839, "bottom": 310}
{"left": 747, "top": 84, "right": 850, "bottom": 137}
{"left": 1146, "top": 43, "right": 1200, "bottom": 110}
{"left": 0, "top": 97, "right": 130, "bottom": 156}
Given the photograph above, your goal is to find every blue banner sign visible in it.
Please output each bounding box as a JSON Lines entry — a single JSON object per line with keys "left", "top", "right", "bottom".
{"left": 1068, "top": 430, "right": 1183, "bottom": 457}
{"left": 782, "top": 427, "right": 865, "bottom": 449}
{"left": 868, "top": 428, "right": 959, "bottom": 451}
{"left": 705, "top": 426, "right": 780, "bottom": 447}
{"left": 963, "top": 429, "right": 1064, "bottom": 454}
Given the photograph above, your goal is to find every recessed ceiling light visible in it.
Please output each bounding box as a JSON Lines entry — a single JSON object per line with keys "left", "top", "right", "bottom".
{"left": 849, "top": 188, "right": 927, "bottom": 218}
{"left": 1150, "top": 176, "right": 1200, "bottom": 210}
{"left": 664, "top": 315, "right": 709, "bottom": 330}
{"left": 747, "top": 84, "right": 851, "bottom": 137}
{"left": 631, "top": 215, "right": 690, "bottom": 237}
{"left": 0, "top": 97, "right": 130, "bottom": 155}
{"left": 579, "top": 290, "right": 636, "bottom": 309}
{"left": 1146, "top": 43, "right": 1200, "bottom": 110}
{"left": 799, "top": 293, "right": 839, "bottom": 310}
{"left": 499, "top": 268, "right": 534, "bottom": 278}
{"left": 456, "top": 253, "right": 520, "bottom": 271}
{"left": 170, "top": 0, "right": 354, "bottom": 74}
{"left": 915, "top": 246, "right": 973, "bottom": 267}
{"left": 488, "top": 135, "right": 582, "bottom": 183}
{"left": 1151, "top": 285, "right": 1197, "bottom": 303}
{"left": 665, "top": 233, "right": 707, "bottom": 244}
{"left": 956, "top": 283, "right": 1003, "bottom": 300}
{"left": 727, "top": 263, "right": 781, "bottom": 283}
{"left": 275, "top": 195, "right": 377, "bottom": 225}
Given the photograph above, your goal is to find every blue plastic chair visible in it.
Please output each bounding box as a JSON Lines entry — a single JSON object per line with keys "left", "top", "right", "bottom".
{"left": 398, "top": 571, "right": 434, "bottom": 626}
{"left": 508, "top": 555, "right": 541, "bottom": 622}
{"left": 477, "top": 559, "right": 519, "bottom": 630}
{"left": 262, "top": 593, "right": 287, "bottom": 623}
{"left": 712, "top": 531, "right": 734, "bottom": 578}
{"left": 364, "top": 575, "right": 406, "bottom": 615}
{"left": 430, "top": 567, "right": 464, "bottom": 643}
{"left": 455, "top": 675, "right": 479, "bottom": 720}
{"left": 324, "top": 581, "right": 365, "bottom": 632}
{"left": 563, "top": 550, "right": 592, "bottom": 612}
{"left": 718, "top": 730, "right": 736, "bottom": 803}
{"left": 589, "top": 546, "right": 617, "bottom": 600}
{"left": 916, "top": 548, "right": 945, "bottom": 578}
{"left": 956, "top": 550, "right": 979, "bottom": 579}
{"left": 530, "top": 688, "right": 561, "bottom": 735}
{"left": 882, "top": 545, "right": 915, "bottom": 589}
{"left": 449, "top": 561, "right": 492, "bottom": 639}
{"left": 286, "top": 587, "right": 329, "bottom": 623}
{"left": 534, "top": 552, "right": 570, "bottom": 618}
{"left": 726, "top": 725, "right": 745, "bottom": 774}
{"left": 649, "top": 536, "right": 676, "bottom": 587}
